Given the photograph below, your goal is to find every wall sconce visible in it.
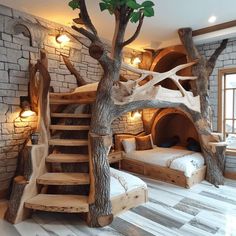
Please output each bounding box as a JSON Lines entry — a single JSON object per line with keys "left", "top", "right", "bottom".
{"left": 56, "top": 28, "right": 70, "bottom": 44}
{"left": 131, "top": 110, "right": 142, "bottom": 119}
{"left": 132, "top": 56, "right": 141, "bottom": 65}
{"left": 20, "top": 96, "right": 36, "bottom": 118}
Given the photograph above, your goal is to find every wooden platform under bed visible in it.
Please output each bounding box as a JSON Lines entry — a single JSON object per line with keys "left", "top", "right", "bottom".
{"left": 115, "top": 134, "right": 207, "bottom": 188}
{"left": 121, "top": 158, "right": 206, "bottom": 189}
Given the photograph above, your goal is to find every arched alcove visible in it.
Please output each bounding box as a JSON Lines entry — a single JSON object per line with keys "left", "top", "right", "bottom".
{"left": 151, "top": 108, "right": 199, "bottom": 147}
{"left": 150, "top": 45, "right": 191, "bottom": 91}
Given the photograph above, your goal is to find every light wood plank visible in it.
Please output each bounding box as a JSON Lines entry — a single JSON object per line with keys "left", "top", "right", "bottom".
{"left": 25, "top": 194, "right": 88, "bottom": 213}
{"left": 49, "top": 139, "right": 88, "bottom": 146}
{"left": 50, "top": 98, "right": 95, "bottom": 105}
{"left": 49, "top": 125, "right": 90, "bottom": 131}
{"left": 46, "top": 153, "right": 89, "bottom": 163}
{"left": 51, "top": 113, "right": 91, "bottom": 118}
{"left": 37, "top": 173, "right": 90, "bottom": 185}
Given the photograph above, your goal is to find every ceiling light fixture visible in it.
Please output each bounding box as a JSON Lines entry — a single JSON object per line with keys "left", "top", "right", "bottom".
{"left": 208, "top": 15, "right": 217, "bottom": 24}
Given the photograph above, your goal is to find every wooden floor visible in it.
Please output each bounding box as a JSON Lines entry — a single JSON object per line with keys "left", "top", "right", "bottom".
{"left": 1, "top": 176, "right": 236, "bottom": 236}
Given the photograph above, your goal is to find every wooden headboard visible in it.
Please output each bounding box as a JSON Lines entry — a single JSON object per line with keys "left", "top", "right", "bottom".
{"left": 114, "top": 132, "right": 145, "bottom": 151}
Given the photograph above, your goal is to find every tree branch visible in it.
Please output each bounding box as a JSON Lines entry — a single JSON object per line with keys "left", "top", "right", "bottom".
{"left": 113, "top": 100, "right": 195, "bottom": 120}
{"left": 72, "top": 25, "right": 97, "bottom": 42}
{"left": 207, "top": 39, "right": 228, "bottom": 76}
{"left": 122, "top": 14, "right": 144, "bottom": 48}
{"left": 62, "top": 55, "right": 87, "bottom": 86}
{"left": 76, "top": 0, "right": 98, "bottom": 36}
{"left": 178, "top": 28, "right": 201, "bottom": 61}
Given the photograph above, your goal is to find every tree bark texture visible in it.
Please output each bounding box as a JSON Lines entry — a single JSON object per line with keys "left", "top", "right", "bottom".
{"left": 5, "top": 146, "right": 32, "bottom": 223}
{"left": 88, "top": 132, "right": 113, "bottom": 227}
{"left": 70, "top": 1, "right": 228, "bottom": 227}
{"left": 178, "top": 28, "right": 228, "bottom": 185}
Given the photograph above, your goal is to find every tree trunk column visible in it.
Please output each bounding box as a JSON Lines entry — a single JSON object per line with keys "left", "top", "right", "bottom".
{"left": 88, "top": 132, "right": 113, "bottom": 227}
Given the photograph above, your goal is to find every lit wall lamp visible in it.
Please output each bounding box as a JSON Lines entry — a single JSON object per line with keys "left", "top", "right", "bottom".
{"left": 56, "top": 28, "right": 71, "bottom": 44}
{"left": 20, "top": 96, "right": 36, "bottom": 118}
{"left": 131, "top": 110, "right": 142, "bottom": 119}
{"left": 130, "top": 50, "right": 142, "bottom": 66}
{"left": 132, "top": 56, "right": 142, "bottom": 65}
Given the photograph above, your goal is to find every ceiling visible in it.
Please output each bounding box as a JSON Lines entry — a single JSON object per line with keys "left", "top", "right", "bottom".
{"left": 1, "top": 0, "right": 236, "bottom": 50}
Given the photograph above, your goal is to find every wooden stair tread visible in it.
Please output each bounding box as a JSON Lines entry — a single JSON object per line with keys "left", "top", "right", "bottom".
{"left": 49, "top": 125, "right": 90, "bottom": 131}
{"left": 46, "top": 154, "right": 89, "bottom": 163}
{"left": 37, "top": 173, "right": 90, "bottom": 185}
{"left": 49, "top": 139, "right": 88, "bottom": 146}
{"left": 25, "top": 194, "right": 88, "bottom": 213}
{"left": 50, "top": 98, "right": 95, "bottom": 105}
{"left": 51, "top": 113, "right": 91, "bottom": 118}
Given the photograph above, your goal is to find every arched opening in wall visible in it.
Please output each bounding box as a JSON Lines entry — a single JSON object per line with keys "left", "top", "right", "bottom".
{"left": 150, "top": 45, "right": 192, "bottom": 91}
{"left": 151, "top": 108, "right": 200, "bottom": 148}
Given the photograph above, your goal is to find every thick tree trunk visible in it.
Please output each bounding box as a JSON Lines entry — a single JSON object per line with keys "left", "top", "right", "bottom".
{"left": 178, "top": 28, "right": 227, "bottom": 185}
{"left": 5, "top": 146, "right": 32, "bottom": 223}
{"left": 88, "top": 132, "right": 113, "bottom": 227}
{"left": 87, "top": 71, "right": 115, "bottom": 227}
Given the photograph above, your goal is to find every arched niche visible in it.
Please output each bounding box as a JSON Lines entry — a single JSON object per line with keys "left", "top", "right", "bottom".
{"left": 150, "top": 45, "right": 191, "bottom": 91}
{"left": 151, "top": 108, "right": 199, "bottom": 147}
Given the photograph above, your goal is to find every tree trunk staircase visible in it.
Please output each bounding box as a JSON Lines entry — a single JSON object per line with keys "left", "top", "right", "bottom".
{"left": 24, "top": 93, "right": 94, "bottom": 215}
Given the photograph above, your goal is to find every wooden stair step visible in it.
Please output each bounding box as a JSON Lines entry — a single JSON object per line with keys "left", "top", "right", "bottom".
{"left": 25, "top": 194, "right": 88, "bottom": 213}
{"left": 46, "top": 154, "right": 89, "bottom": 163}
{"left": 51, "top": 113, "right": 91, "bottom": 118}
{"left": 49, "top": 125, "right": 90, "bottom": 131}
{"left": 37, "top": 173, "right": 90, "bottom": 185}
{"left": 49, "top": 139, "right": 88, "bottom": 146}
{"left": 50, "top": 98, "right": 94, "bottom": 105}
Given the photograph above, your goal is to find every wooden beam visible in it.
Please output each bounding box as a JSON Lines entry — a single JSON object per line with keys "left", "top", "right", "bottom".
{"left": 193, "top": 20, "right": 236, "bottom": 37}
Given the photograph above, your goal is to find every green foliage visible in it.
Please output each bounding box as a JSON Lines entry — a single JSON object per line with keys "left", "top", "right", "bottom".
{"left": 68, "top": 0, "right": 80, "bottom": 10}
{"left": 99, "top": 0, "right": 155, "bottom": 23}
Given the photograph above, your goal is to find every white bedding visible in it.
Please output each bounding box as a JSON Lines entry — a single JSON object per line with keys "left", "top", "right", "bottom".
{"left": 110, "top": 167, "right": 147, "bottom": 197}
{"left": 124, "top": 147, "right": 205, "bottom": 177}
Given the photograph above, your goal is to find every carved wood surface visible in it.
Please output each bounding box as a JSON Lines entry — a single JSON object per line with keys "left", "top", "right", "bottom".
{"left": 5, "top": 51, "right": 51, "bottom": 224}
{"left": 62, "top": 55, "right": 87, "bottom": 86}
{"left": 178, "top": 28, "right": 228, "bottom": 185}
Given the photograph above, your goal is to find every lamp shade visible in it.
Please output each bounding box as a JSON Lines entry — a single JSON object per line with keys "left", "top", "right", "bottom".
{"left": 56, "top": 34, "right": 70, "bottom": 43}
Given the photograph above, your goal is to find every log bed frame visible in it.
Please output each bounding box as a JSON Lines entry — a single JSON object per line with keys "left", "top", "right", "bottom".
{"left": 115, "top": 134, "right": 206, "bottom": 188}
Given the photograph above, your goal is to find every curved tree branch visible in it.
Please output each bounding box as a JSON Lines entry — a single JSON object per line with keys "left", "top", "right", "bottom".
{"left": 178, "top": 28, "right": 201, "bottom": 61}
{"left": 72, "top": 25, "right": 97, "bottom": 42}
{"left": 122, "top": 14, "right": 144, "bottom": 48}
{"left": 62, "top": 55, "right": 87, "bottom": 86}
{"left": 207, "top": 39, "right": 228, "bottom": 76}
{"left": 76, "top": 0, "right": 98, "bottom": 36}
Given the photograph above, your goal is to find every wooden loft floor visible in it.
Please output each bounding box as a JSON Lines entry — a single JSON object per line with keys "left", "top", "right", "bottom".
{"left": 1, "top": 177, "right": 236, "bottom": 235}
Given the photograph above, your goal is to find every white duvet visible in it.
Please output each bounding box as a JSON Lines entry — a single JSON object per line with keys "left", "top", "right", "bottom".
{"left": 125, "top": 147, "right": 205, "bottom": 177}
{"left": 110, "top": 167, "right": 147, "bottom": 197}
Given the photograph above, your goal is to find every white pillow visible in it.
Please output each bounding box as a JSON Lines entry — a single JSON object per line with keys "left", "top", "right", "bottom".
{"left": 122, "top": 138, "right": 136, "bottom": 153}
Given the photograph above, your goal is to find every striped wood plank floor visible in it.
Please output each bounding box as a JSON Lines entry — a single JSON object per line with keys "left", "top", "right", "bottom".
{"left": 1, "top": 176, "right": 236, "bottom": 236}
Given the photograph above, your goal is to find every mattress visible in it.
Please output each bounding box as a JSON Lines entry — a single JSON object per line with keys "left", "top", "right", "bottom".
{"left": 110, "top": 167, "right": 147, "bottom": 197}
{"left": 124, "top": 147, "right": 205, "bottom": 177}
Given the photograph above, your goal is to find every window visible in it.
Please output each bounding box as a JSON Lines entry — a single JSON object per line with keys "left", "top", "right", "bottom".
{"left": 219, "top": 68, "right": 236, "bottom": 149}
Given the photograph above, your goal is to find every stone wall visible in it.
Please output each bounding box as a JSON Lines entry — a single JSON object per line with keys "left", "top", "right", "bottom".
{"left": 0, "top": 4, "right": 143, "bottom": 196}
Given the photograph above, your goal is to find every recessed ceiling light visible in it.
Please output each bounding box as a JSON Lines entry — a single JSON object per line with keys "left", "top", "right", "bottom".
{"left": 208, "top": 15, "right": 216, "bottom": 24}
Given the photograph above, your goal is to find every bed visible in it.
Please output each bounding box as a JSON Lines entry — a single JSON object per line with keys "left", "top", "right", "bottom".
{"left": 110, "top": 167, "right": 148, "bottom": 215}
{"left": 115, "top": 134, "right": 206, "bottom": 188}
